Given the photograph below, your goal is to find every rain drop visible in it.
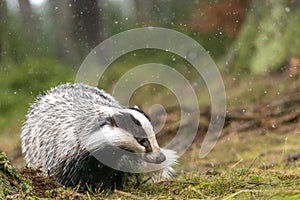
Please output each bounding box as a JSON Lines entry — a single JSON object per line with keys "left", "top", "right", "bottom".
{"left": 285, "top": 7, "right": 290, "bottom": 12}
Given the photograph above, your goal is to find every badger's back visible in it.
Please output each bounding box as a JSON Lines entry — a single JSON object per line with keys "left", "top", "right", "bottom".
{"left": 21, "top": 83, "right": 123, "bottom": 188}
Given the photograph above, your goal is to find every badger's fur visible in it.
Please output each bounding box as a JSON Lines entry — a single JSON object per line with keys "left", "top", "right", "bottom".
{"left": 21, "top": 83, "right": 177, "bottom": 190}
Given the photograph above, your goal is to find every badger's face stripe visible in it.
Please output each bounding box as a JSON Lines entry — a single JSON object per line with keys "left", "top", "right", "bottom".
{"left": 129, "top": 106, "right": 151, "bottom": 122}
{"left": 126, "top": 108, "right": 162, "bottom": 153}
{"left": 111, "top": 111, "right": 153, "bottom": 153}
{"left": 89, "top": 106, "right": 169, "bottom": 167}
{"left": 129, "top": 114, "right": 142, "bottom": 127}
{"left": 112, "top": 112, "right": 148, "bottom": 139}
{"left": 106, "top": 106, "right": 162, "bottom": 156}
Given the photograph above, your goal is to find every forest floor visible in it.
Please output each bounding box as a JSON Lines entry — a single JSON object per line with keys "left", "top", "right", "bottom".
{"left": 1, "top": 69, "right": 300, "bottom": 199}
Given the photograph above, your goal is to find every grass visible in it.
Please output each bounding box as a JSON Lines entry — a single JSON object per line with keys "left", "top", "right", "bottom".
{"left": 101, "top": 132, "right": 300, "bottom": 199}
{"left": 2, "top": 131, "right": 298, "bottom": 199}
{"left": 111, "top": 170, "right": 300, "bottom": 199}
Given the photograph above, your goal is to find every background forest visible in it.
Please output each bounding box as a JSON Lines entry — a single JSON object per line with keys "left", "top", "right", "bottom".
{"left": 1, "top": 0, "right": 300, "bottom": 199}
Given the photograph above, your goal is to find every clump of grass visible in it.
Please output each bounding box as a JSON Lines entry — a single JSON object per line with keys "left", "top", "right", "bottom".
{"left": 85, "top": 168, "right": 299, "bottom": 199}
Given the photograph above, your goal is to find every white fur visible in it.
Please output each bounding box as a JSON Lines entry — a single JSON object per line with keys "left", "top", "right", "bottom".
{"left": 85, "top": 125, "right": 145, "bottom": 153}
{"left": 126, "top": 108, "right": 161, "bottom": 152}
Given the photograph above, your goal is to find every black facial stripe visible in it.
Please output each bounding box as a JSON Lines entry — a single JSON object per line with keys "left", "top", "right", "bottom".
{"left": 129, "top": 107, "right": 151, "bottom": 122}
{"left": 119, "top": 146, "right": 134, "bottom": 153}
{"left": 135, "top": 137, "right": 152, "bottom": 153}
{"left": 113, "top": 112, "right": 148, "bottom": 139}
{"left": 130, "top": 114, "right": 141, "bottom": 126}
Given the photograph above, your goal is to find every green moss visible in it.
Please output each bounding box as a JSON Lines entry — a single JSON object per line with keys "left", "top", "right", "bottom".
{"left": 0, "top": 152, "right": 33, "bottom": 198}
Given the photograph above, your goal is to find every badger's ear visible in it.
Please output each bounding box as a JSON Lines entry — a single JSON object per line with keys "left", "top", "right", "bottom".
{"left": 110, "top": 115, "right": 118, "bottom": 127}
{"left": 129, "top": 105, "right": 140, "bottom": 110}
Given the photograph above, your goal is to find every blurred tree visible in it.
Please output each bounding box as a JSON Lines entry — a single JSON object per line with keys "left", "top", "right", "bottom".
{"left": 230, "top": 0, "right": 300, "bottom": 73}
{"left": 50, "top": 0, "right": 105, "bottom": 64}
{"left": 134, "top": 0, "right": 154, "bottom": 25}
{"left": 18, "top": 0, "right": 37, "bottom": 52}
{"left": 51, "top": 0, "right": 80, "bottom": 65}
{"left": 0, "top": 0, "right": 8, "bottom": 60}
{"left": 72, "top": 0, "right": 105, "bottom": 54}
{"left": 190, "top": 0, "right": 250, "bottom": 36}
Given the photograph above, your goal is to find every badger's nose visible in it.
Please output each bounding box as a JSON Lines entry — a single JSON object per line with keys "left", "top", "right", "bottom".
{"left": 144, "top": 151, "right": 166, "bottom": 164}
{"left": 154, "top": 151, "right": 166, "bottom": 164}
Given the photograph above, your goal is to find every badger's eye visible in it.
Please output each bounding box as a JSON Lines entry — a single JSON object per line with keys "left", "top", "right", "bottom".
{"left": 136, "top": 138, "right": 146, "bottom": 144}
{"left": 136, "top": 137, "right": 152, "bottom": 152}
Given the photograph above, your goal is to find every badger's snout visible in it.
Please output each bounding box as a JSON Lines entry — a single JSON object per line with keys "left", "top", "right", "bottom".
{"left": 144, "top": 151, "right": 166, "bottom": 164}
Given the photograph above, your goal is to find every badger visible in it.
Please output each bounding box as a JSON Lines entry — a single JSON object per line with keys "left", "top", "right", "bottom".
{"left": 21, "top": 83, "right": 177, "bottom": 190}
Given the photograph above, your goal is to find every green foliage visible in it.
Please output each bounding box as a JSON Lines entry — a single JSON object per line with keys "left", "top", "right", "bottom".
{"left": 191, "top": 31, "right": 235, "bottom": 61}
{"left": 0, "top": 57, "right": 74, "bottom": 129}
{"left": 231, "top": 15, "right": 257, "bottom": 73}
{"left": 99, "top": 49, "right": 195, "bottom": 86}
{"left": 103, "top": 3, "right": 130, "bottom": 35}
{"left": 251, "top": 1, "right": 289, "bottom": 73}
{"left": 232, "top": 0, "right": 300, "bottom": 73}
{"left": 0, "top": 6, "right": 35, "bottom": 62}
{"left": 283, "top": 5, "right": 300, "bottom": 58}
{"left": 1, "top": 3, "right": 56, "bottom": 62}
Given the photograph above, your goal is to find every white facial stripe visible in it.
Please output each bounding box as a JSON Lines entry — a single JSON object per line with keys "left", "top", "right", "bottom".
{"left": 86, "top": 125, "right": 146, "bottom": 153}
{"left": 148, "top": 135, "right": 160, "bottom": 152}
{"left": 126, "top": 109, "right": 161, "bottom": 152}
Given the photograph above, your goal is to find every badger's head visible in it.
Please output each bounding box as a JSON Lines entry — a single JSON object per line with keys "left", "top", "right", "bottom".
{"left": 85, "top": 105, "right": 177, "bottom": 176}
{"left": 112, "top": 106, "right": 166, "bottom": 164}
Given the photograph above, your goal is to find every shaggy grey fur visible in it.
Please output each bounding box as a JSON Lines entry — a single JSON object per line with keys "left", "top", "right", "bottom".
{"left": 21, "top": 83, "right": 177, "bottom": 190}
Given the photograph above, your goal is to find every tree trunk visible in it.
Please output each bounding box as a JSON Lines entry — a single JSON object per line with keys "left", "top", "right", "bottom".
{"left": 134, "top": 0, "right": 154, "bottom": 25}
{"left": 72, "top": 0, "right": 105, "bottom": 53}
{"left": 51, "top": 0, "right": 80, "bottom": 65}
{"left": 18, "top": 0, "right": 37, "bottom": 50}
{"left": 0, "top": 0, "right": 8, "bottom": 60}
